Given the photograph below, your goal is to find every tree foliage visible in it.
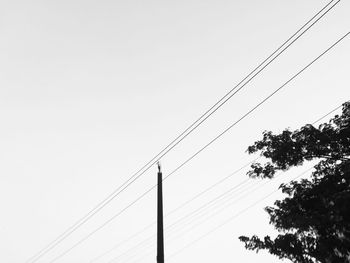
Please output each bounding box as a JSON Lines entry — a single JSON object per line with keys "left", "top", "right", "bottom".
{"left": 239, "top": 102, "right": 350, "bottom": 263}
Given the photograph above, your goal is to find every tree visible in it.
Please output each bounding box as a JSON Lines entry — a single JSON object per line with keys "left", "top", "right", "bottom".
{"left": 239, "top": 102, "right": 350, "bottom": 263}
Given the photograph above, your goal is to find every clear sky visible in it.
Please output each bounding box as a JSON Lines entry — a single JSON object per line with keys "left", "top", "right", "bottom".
{"left": 0, "top": 0, "right": 349, "bottom": 262}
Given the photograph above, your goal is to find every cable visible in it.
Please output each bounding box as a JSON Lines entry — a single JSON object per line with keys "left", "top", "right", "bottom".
{"left": 121, "top": 168, "right": 311, "bottom": 263}
{"left": 111, "top": 166, "right": 309, "bottom": 263}
{"left": 164, "top": 104, "right": 348, "bottom": 240}
{"left": 89, "top": 158, "right": 257, "bottom": 263}
{"left": 108, "top": 100, "right": 346, "bottom": 262}
{"left": 162, "top": 106, "right": 350, "bottom": 259}
{"left": 93, "top": 103, "right": 345, "bottom": 263}
{"left": 117, "top": 167, "right": 312, "bottom": 263}
{"left": 93, "top": 98, "right": 345, "bottom": 263}
{"left": 161, "top": 31, "right": 349, "bottom": 186}
{"left": 50, "top": 31, "right": 348, "bottom": 263}
{"left": 108, "top": 179, "right": 258, "bottom": 263}
{"left": 166, "top": 168, "right": 314, "bottom": 261}
{"left": 104, "top": 103, "right": 346, "bottom": 263}
{"left": 312, "top": 104, "right": 343, "bottom": 124}
{"left": 108, "top": 178, "right": 256, "bottom": 262}
{"left": 26, "top": 2, "right": 340, "bottom": 262}
{"left": 52, "top": 162, "right": 255, "bottom": 263}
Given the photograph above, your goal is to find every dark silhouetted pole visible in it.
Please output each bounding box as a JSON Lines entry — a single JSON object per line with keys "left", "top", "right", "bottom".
{"left": 157, "top": 162, "right": 164, "bottom": 263}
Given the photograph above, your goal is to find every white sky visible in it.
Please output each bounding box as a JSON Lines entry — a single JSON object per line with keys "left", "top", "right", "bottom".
{"left": 0, "top": 0, "right": 349, "bottom": 262}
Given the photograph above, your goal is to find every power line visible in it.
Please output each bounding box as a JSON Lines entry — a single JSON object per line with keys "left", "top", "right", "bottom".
{"left": 95, "top": 97, "right": 345, "bottom": 262}
{"left": 166, "top": 180, "right": 257, "bottom": 234}
{"left": 51, "top": 162, "right": 255, "bottom": 263}
{"left": 26, "top": 2, "right": 340, "bottom": 262}
{"left": 89, "top": 103, "right": 344, "bottom": 263}
{"left": 164, "top": 105, "right": 349, "bottom": 241}
{"left": 161, "top": 31, "right": 349, "bottom": 187}
{"left": 119, "top": 167, "right": 312, "bottom": 263}
{"left": 49, "top": 31, "right": 348, "bottom": 263}
{"left": 312, "top": 104, "right": 343, "bottom": 124}
{"left": 162, "top": 111, "right": 350, "bottom": 258}
{"left": 108, "top": 179, "right": 259, "bottom": 263}
{"left": 166, "top": 167, "right": 314, "bottom": 262}
{"left": 112, "top": 180, "right": 257, "bottom": 262}
{"left": 89, "top": 158, "right": 257, "bottom": 263}
{"left": 99, "top": 104, "right": 346, "bottom": 263}
{"left": 111, "top": 166, "right": 313, "bottom": 263}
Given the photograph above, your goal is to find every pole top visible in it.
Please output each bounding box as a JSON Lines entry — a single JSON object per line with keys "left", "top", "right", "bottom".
{"left": 157, "top": 161, "right": 161, "bottom": 173}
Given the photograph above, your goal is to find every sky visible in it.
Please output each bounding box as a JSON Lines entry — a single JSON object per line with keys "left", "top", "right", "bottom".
{"left": 0, "top": 0, "right": 349, "bottom": 262}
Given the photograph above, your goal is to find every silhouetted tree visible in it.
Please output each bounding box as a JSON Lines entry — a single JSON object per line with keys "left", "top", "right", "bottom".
{"left": 239, "top": 102, "right": 350, "bottom": 263}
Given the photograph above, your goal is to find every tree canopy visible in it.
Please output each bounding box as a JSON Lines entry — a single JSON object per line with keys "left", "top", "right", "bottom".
{"left": 239, "top": 102, "right": 350, "bottom": 263}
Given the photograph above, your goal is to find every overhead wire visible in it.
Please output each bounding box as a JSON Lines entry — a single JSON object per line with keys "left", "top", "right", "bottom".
{"left": 90, "top": 98, "right": 342, "bottom": 263}
{"left": 122, "top": 167, "right": 315, "bottom": 263}
{"left": 49, "top": 30, "right": 349, "bottom": 263}
{"left": 51, "top": 161, "right": 255, "bottom": 263}
{"left": 26, "top": 2, "right": 340, "bottom": 261}
{"left": 119, "top": 104, "right": 348, "bottom": 263}
{"left": 89, "top": 158, "right": 258, "bottom": 263}
{"left": 110, "top": 166, "right": 312, "bottom": 263}
{"left": 166, "top": 167, "right": 314, "bottom": 262}
{"left": 107, "top": 178, "right": 259, "bottom": 263}
{"left": 95, "top": 58, "right": 348, "bottom": 263}
{"left": 107, "top": 179, "right": 257, "bottom": 263}
{"left": 312, "top": 104, "right": 343, "bottom": 124}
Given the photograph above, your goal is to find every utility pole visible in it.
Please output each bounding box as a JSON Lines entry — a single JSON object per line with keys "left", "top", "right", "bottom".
{"left": 157, "top": 162, "right": 164, "bottom": 263}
